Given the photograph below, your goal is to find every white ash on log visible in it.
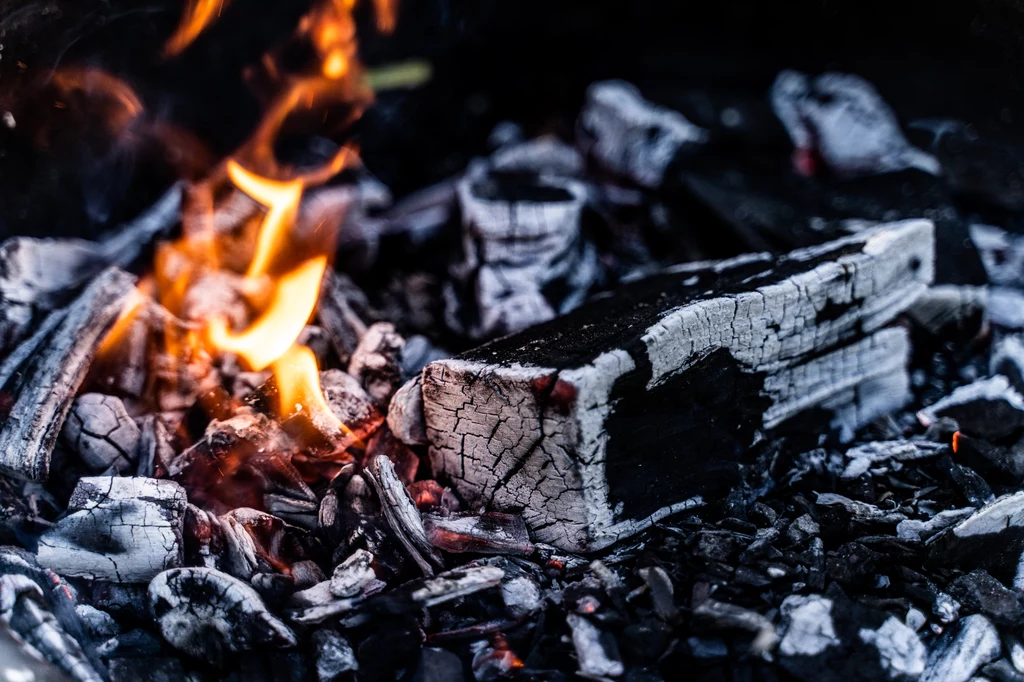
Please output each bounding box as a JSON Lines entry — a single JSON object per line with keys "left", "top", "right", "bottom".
{"left": 347, "top": 322, "right": 405, "bottom": 405}
{"left": 423, "top": 220, "right": 934, "bottom": 552}
{"left": 446, "top": 170, "right": 599, "bottom": 340}
{"left": 0, "top": 267, "right": 136, "bottom": 481}
{"left": 578, "top": 80, "right": 708, "bottom": 188}
{"left": 37, "top": 477, "right": 186, "bottom": 582}
{"left": 148, "top": 567, "right": 296, "bottom": 666}
{"left": 60, "top": 394, "right": 140, "bottom": 474}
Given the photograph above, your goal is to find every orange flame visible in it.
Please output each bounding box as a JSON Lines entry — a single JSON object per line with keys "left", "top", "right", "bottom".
{"left": 273, "top": 345, "right": 338, "bottom": 421}
{"left": 164, "top": 0, "right": 228, "bottom": 57}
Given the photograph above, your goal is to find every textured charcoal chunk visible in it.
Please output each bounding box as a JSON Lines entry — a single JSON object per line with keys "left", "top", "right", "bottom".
{"left": 37, "top": 477, "right": 186, "bottom": 582}
{"left": 920, "top": 614, "right": 1000, "bottom": 682}
{"left": 423, "top": 512, "right": 534, "bottom": 555}
{"left": 424, "top": 221, "right": 933, "bottom": 551}
{"left": 578, "top": 80, "right": 708, "bottom": 187}
{"left": 387, "top": 377, "right": 428, "bottom": 446}
{"left": 148, "top": 567, "right": 296, "bottom": 666}
{"left": 918, "top": 375, "right": 1024, "bottom": 441}
{"left": 61, "top": 393, "right": 140, "bottom": 473}
{"left": 348, "top": 323, "right": 405, "bottom": 406}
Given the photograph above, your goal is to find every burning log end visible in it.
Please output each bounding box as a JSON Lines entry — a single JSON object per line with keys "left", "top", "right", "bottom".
{"left": 148, "top": 567, "right": 297, "bottom": 666}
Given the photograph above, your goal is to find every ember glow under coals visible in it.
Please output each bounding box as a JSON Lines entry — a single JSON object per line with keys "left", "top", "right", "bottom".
{"left": 5, "top": 2, "right": 1024, "bottom": 681}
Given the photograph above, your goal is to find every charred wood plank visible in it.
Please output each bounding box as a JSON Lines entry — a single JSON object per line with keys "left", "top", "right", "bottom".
{"left": 423, "top": 221, "right": 934, "bottom": 551}
{"left": 0, "top": 267, "right": 136, "bottom": 481}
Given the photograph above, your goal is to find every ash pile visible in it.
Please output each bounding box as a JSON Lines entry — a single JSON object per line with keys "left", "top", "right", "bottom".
{"left": 4, "top": 68, "right": 1024, "bottom": 682}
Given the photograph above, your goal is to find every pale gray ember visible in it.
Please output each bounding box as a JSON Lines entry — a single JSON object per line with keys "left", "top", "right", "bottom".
{"left": 771, "top": 69, "right": 940, "bottom": 176}
{"left": 423, "top": 511, "right": 534, "bottom": 555}
{"left": 693, "top": 597, "right": 778, "bottom": 654}
{"left": 778, "top": 595, "right": 839, "bottom": 657}
{"left": 347, "top": 322, "right": 405, "bottom": 405}
{"left": 37, "top": 477, "right": 186, "bottom": 583}
{"left": 386, "top": 376, "right": 428, "bottom": 446}
{"left": 490, "top": 135, "right": 584, "bottom": 177}
{"left": 842, "top": 440, "right": 947, "bottom": 479}
{"left": 500, "top": 574, "right": 543, "bottom": 619}
{"left": 905, "top": 285, "right": 988, "bottom": 335}
{"left": 447, "top": 171, "right": 597, "bottom": 339}
{"left": 639, "top": 567, "right": 679, "bottom": 623}
{"left": 859, "top": 616, "right": 927, "bottom": 679}
{"left": 566, "top": 613, "right": 625, "bottom": 679}
{"left": 410, "top": 565, "right": 505, "bottom": 608}
{"left": 920, "top": 615, "right": 1000, "bottom": 682}
{"left": 917, "top": 375, "right": 1024, "bottom": 427}
{"left": 329, "top": 549, "right": 377, "bottom": 598}
{"left": 971, "top": 223, "right": 1024, "bottom": 287}
{"left": 947, "top": 491, "right": 1024, "bottom": 538}
{"left": 933, "top": 594, "right": 960, "bottom": 625}
{"left": 312, "top": 629, "right": 358, "bottom": 681}
{"left": 148, "top": 567, "right": 296, "bottom": 665}
{"left": 74, "top": 604, "right": 118, "bottom": 640}
{"left": 365, "top": 454, "right": 442, "bottom": 575}
{"left": 578, "top": 80, "right": 708, "bottom": 187}
{"left": 815, "top": 493, "right": 908, "bottom": 524}
{"left": 287, "top": 579, "right": 384, "bottom": 625}
{"left": 424, "top": 221, "right": 933, "bottom": 551}
{"left": 61, "top": 393, "right": 140, "bottom": 474}
{"left": 989, "top": 287, "right": 1024, "bottom": 329}
{"left": 897, "top": 509, "right": 975, "bottom": 542}
{"left": 0, "top": 574, "right": 103, "bottom": 682}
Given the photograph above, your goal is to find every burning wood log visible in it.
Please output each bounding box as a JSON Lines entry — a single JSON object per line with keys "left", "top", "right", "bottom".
{"left": 0, "top": 267, "right": 136, "bottom": 481}
{"left": 446, "top": 170, "right": 599, "bottom": 340}
{"left": 423, "top": 220, "right": 934, "bottom": 552}
{"left": 36, "top": 477, "right": 186, "bottom": 583}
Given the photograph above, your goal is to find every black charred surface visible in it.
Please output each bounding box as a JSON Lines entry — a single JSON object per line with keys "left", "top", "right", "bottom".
{"left": 604, "top": 348, "right": 771, "bottom": 522}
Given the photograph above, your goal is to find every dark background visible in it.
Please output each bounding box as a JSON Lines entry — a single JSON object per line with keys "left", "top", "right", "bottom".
{"left": 2, "top": 0, "right": 1024, "bottom": 238}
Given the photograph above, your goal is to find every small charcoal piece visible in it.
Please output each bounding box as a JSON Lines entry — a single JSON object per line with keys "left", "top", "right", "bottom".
{"left": 952, "top": 432, "right": 1024, "bottom": 484}
{"left": 918, "top": 375, "right": 1024, "bottom": 441}
{"left": 948, "top": 570, "right": 1024, "bottom": 626}
{"left": 347, "top": 322, "right": 405, "bottom": 405}
{"left": 578, "top": 80, "right": 708, "bottom": 188}
{"left": 0, "top": 574, "right": 104, "bottom": 682}
{"left": 287, "top": 574, "right": 385, "bottom": 625}
{"left": 148, "top": 567, "right": 297, "bottom": 666}
{"left": 567, "top": 613, "right": 625, "bottom": 679}
{"left": 37, "top": 477, "right": 186, "bottom": 582}
{"left": 446, "top": 169, "right": 599, "bottom": 340}
{"left": 423, "top": 512, "right": 534, "bottom": 555}
{"left": 365, "top": 454, "right": 443, "bottom": 575}
{"left": 330, "top": 549, "right": 377, "bottom": 598}
{"left": 971, "top": 224, "right": 1024, "bottom": 288}
{"left": 0, "top": 267, "right": 136, "bottom": 481}
{"left": 312, "top": 629, "right": 358, "bottom": 681}
{"left": 930, "top": 492, "right": 1024, "bottom": 582}
{"left": 640, "top": 566, "right": 679, "bottom": 623}
{"left": 387, "top": 377, "right": 428, "bottom": 446}
{"left": 424, "top": 221, "right": 933, "bottom": 551}
{"left": 771, "top": 70, "right": 940, "bottom": 177}
{"left": 842, "top": 440, "right": 947, "bottom": 479}
{"left": 406, "top": 565, "right": 505, "bottom": 608}
{"left": 60, "top": 394, "right": 140, "bottom": 474}
{"left": 692, "top": 593, "right": 777, "bottom": 654}
{"left": 317, "top": 271, "right": 369, "bottom": 367}
{"left": 315, "top": 369, "right": 386, "bottom": 445}
{"left": 991, "top": 335, "right": 1024, "bottom": 394}
{"left": 920, "top": 614, "right": 1000, "bottom": 682}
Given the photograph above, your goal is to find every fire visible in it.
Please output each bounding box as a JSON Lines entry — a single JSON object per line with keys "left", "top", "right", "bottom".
{"left": 273, "top": 345, "right": 338, "bottom": 421}
{"left": 164, "top": 0, "right": 228, "bottom": 57}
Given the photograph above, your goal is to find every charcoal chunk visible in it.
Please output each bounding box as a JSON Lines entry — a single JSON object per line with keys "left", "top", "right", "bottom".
{"left": 948, "top": 570, "right": 1024, "bottom": 626}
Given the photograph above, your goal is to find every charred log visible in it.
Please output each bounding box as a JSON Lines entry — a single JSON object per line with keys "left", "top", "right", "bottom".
{"left": 423, "top": 221, "right": 933, "bottom": 551}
